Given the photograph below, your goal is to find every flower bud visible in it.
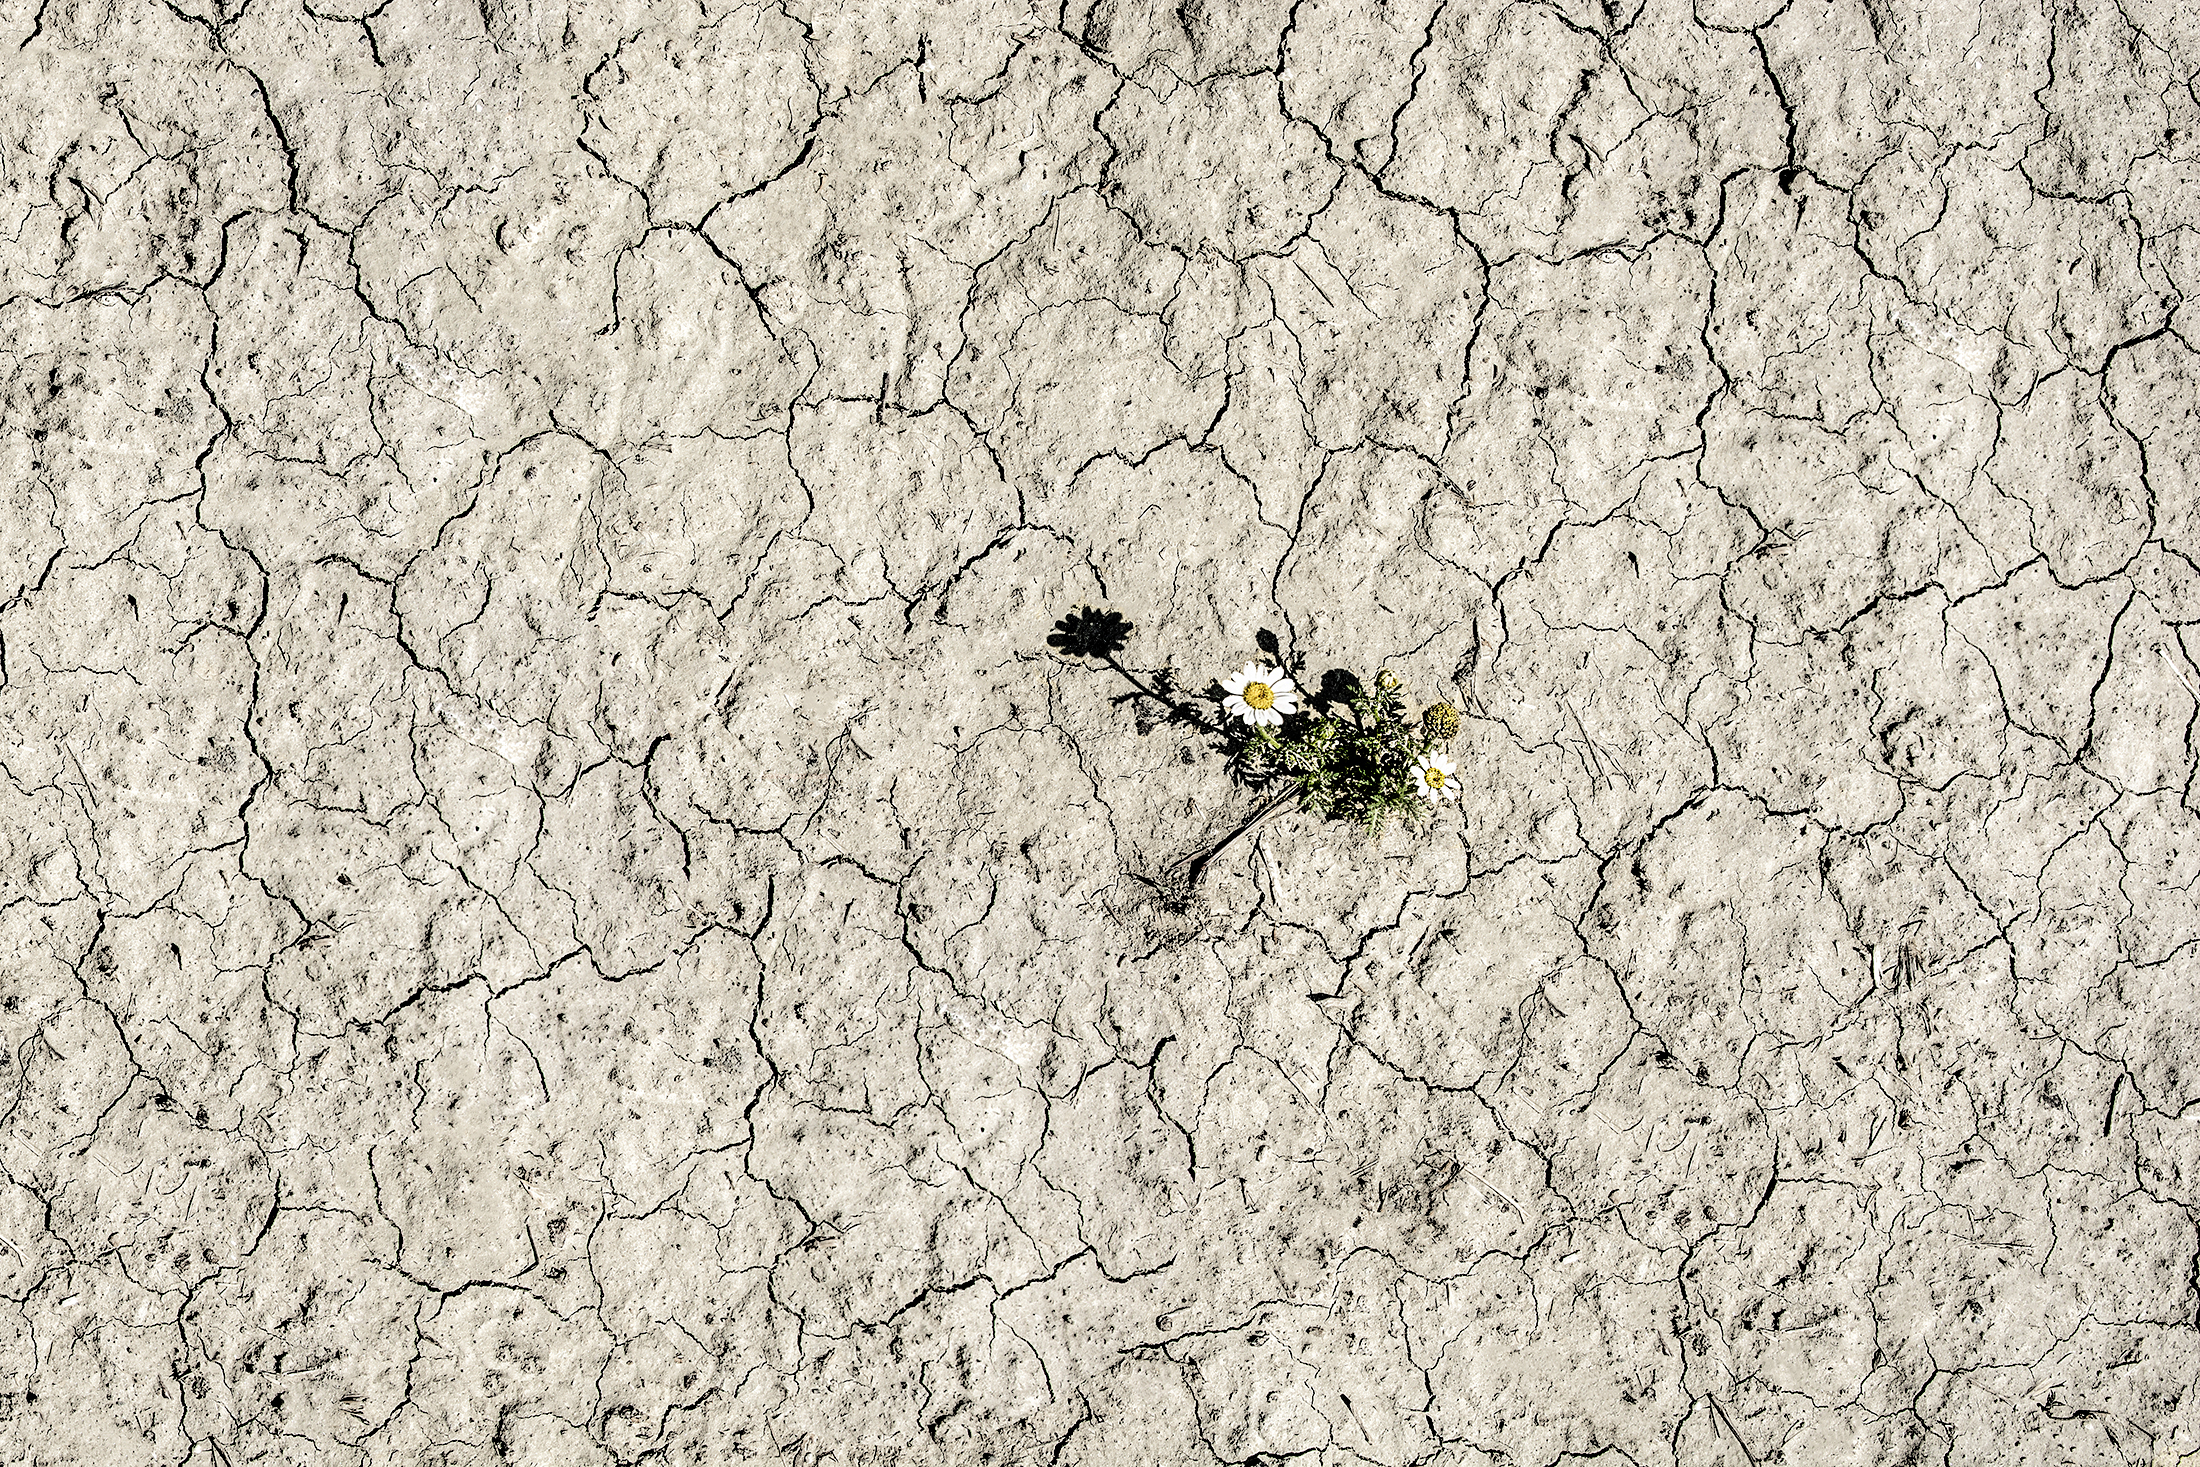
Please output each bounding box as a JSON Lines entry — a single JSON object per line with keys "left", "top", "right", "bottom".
{"left": 1421, "top": 702, "right": 1460, "bottom": 743}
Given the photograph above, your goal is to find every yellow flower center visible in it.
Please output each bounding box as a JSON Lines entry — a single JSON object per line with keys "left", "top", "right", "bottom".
{"left": 1423, "top": 767, "right": 1448, "bottom": 789}
{"left": 1242, "top": 682, "right": 1274, "bottom": 710}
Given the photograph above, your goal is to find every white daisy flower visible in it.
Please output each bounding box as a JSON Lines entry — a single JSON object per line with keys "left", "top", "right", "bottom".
{"left": 1221, "top": 662, "right": 1301, "bottom": 728}
{"left": 1412, "top": 751, "right": 1459, "bottom": 802}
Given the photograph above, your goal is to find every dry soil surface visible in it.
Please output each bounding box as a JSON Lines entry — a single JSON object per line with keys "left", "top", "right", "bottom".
{"left": 3, "top": 0, "right": 2200, "bottom": 1464}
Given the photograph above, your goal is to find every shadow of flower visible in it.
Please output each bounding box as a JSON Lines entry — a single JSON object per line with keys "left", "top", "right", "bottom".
{"left": 1046, "top": 606, "right": 1132, "bottom": 659}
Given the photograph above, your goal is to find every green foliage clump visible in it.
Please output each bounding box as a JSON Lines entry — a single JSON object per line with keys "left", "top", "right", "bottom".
{"left": 1228, "top": 669, "right": 1458, "bottom": 837}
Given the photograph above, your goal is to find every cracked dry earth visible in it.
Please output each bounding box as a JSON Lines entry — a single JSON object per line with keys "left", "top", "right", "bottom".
{"left": 5, "top": 0, "right": 2200, "bottom": 1463}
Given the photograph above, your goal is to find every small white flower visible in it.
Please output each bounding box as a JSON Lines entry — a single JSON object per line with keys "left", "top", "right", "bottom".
{"left": 1221, "top": 662, "right": 1301, "bottom": 728}
{"left": 1412, "top": 751, "right": 1459, "bottom": 802}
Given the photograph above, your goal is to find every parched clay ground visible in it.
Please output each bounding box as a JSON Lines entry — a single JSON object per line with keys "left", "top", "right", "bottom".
{"left": 3, "top": 0, "right": 2199, "bottom": 1463}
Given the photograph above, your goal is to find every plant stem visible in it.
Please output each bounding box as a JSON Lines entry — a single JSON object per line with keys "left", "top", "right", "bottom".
{"left": 1179, "top": 783, "right": 1300, "bottom": 888}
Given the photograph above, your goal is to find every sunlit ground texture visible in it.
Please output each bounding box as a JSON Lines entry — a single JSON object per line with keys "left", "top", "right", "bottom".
{"left": 3, "top": 0, "right": 2199, "bottom": 1463}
